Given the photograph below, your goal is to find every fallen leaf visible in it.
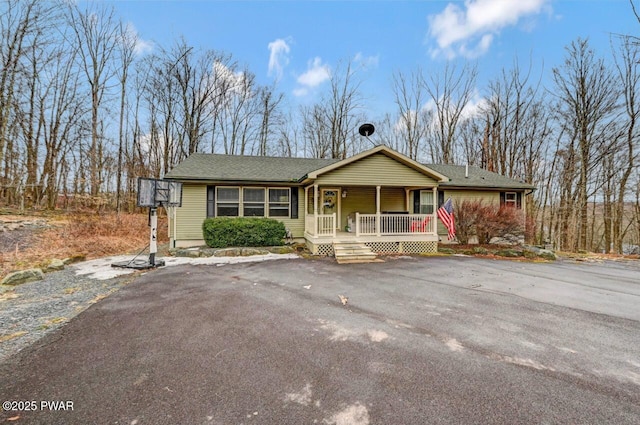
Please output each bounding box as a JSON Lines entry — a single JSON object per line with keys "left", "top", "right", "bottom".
{"left": 0, "top": 331, "right": 27, "bottom": 343}
{"left": 303, "top": 285, "right": 311, "bottom": 289}
{"left": 7, "top": 416, "right": 21, "bottom": 421}
{"left": 338, "top": 295, "right": 348, "bottom": 306}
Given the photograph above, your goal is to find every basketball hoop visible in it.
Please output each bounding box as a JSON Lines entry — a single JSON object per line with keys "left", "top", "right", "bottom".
{"left": 112, "top": 178, "right": 182, "bottom": 270}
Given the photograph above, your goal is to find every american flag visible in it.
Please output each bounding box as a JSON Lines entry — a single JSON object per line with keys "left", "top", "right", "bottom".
{"left": 437, "top": 197, "right": 456, "bottom": 240}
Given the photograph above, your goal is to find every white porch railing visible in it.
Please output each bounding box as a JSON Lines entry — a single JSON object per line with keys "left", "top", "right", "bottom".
{"left": 305, "top": 213, "right": 336, "bottom": 237}
{"left": 355, "top": 213, "right": 435, "bottom": 236}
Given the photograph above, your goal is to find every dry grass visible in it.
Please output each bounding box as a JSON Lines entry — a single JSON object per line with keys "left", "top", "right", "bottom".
{"left": 0, "top": 212, "right": 168, "bottom": 279}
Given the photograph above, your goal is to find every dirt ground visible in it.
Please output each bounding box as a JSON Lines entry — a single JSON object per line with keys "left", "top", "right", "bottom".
{"left": 0, "top": 211, "right": 168, "bottom": 279}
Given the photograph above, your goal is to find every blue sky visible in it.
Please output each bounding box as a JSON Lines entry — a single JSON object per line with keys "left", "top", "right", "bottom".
{"left": 109, "top": 0, "right": 639, "bottom": 119}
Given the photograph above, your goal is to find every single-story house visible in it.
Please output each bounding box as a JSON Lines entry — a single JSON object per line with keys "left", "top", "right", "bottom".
{"left": 164, "top": 145, "right": 534, "bottom": 255}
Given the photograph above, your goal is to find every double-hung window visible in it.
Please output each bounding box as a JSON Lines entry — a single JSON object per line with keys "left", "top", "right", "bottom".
{"left": 216, "top": 187, "right": 239, "bottom": 216}
{"left": 419, "top": 191, "right": 434, "bottom": 214}
{"left": 268, "top": 188, "right": 290, "bottom": 217}
{"left": 504, "top": 192, "right": 517, "bottom": 208}
{"left": 243, "top": 188, "right": 265, "bottom": 216}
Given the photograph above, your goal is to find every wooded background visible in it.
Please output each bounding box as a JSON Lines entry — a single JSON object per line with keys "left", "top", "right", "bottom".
{"left": 1, "top": 0, "right": 639, "bottom": 253}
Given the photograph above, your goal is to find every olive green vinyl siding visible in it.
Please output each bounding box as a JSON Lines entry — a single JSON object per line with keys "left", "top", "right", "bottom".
{"left": 437, "top": 190, "right": 500, "bottom": 237}
{"left": 173, "top": 184, "right": 207, "bottom": 240}
{"left": 306, "top": 187, "right": 408, "bottom": 229}
{"left": 380, "top": 188, "right": 406, "bottom": 212}
{"left": 171, "top": 185, "right": 305, "bottom": 242}
{"left": 314, "top": 153, "right": 438, "bottom": 186}
{"left": 340, "top": 187, "right": 375, "bottom": 228}
{"left": 279, "top": 187, "right": 305, "bottom": 237}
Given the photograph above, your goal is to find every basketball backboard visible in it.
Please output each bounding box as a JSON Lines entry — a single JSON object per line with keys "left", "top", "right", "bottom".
{"left": 137, "top": 178, "right": 182, "bottom": 208}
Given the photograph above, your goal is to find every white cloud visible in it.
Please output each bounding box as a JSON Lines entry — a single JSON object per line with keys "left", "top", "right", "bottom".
{"left": 293, "top": 87, "right": 308, "bottom": 97}
{"left": 353, "top": 52, "right": 380, "bottom": 70}
{"left": 122, "top": 22, "right": 154, "bottom": 56}
{"left": 427, "top": 0, "right": 550, "bottom": 59}
{"left": 134, "top": 38, "right": 154, "bottom": 56}
{"left": 267, "top": 38, "right": 291, "bottom": 80}
{"left": 294, "top": 57, "right": 331, "bottom": 97}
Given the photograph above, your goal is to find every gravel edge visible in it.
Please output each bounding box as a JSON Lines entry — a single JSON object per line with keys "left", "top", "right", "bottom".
{"left": 0, "top": 267, "right": 141, "bottom": 364}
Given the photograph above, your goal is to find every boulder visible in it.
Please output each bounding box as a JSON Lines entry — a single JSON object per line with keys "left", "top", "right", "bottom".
{"left": 171, "top": 248, "right": 202, "bottom": 258}
{"left": 1, "top": 268, "right": 44, "bottom": 286}
{"left": 63, "top": 254, "right": 86, "bottom": 265}
{"left": 523, "top": 245, "right": 557, "bottom": 261}
{"left": 45, "top": 259, "right": 65, "bottom": 272}
{"left": 495, "top": 249, "right": 524, "bottom": 258}
{"left": 490, "top": 234, "right": 525, "bottom": 246}
{"left": 213, "top": 248, "right": 242, "bottom": 257}
{"left": 240, "top": 248, "right": 269, "bottom": 256}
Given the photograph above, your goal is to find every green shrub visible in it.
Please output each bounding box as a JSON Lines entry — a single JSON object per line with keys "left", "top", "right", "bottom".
{"left": 202, "top": 217, "right": 286, "bottom": 248}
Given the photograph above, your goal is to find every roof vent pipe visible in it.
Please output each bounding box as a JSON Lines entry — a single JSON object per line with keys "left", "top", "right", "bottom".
{"left": 465, "top": 164, "right": 469, "bottom": 178}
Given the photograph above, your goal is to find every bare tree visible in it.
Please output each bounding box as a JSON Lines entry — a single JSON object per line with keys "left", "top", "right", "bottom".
{"left": 0, "top": 0, "right": 56, "bottom": 203}
{"left": 300, "top": 104, "right": 331, "bottom": 158}
{"left": 424, "top": 62, "right": 477, "bottom": 164}
{"left": 69, "top": 2, "right": 119, "bottom": 196}
{"left": 255, "top": 85, "right": 284, "bottom": 156}
{"left": 115, "top": 23, "right": 137, "bottom": 214}
{"left": 391, "top": 69, "right": 429, "bottom": 160}
{"left": 610, "top": 35, "right": 640, "bottom": 253}
{"left": 551, "top": 38, "right": 619, "bottom": 251}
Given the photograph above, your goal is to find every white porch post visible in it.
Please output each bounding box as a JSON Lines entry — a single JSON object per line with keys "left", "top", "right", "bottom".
{"left": 376, "top": 185, "right": 381, "bottom": 236}
{"left": 432, "top": 186, "right": 438, "bottom": 234}
{"left": 304, "top": 186, "right": 309, "bottom": 234}
{"left": 355, "top": 212, "right": 360, "bottom": 236}
{"left": 313, "top": 184, "right": 318, "bottom": 236}
{"left": 332, "top": 213, "right": 337, "bottom": 237}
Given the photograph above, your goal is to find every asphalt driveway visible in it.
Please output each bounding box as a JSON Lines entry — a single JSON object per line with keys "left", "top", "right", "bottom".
{"left": 1, "top": 256, "right": 639, "bottom": 424}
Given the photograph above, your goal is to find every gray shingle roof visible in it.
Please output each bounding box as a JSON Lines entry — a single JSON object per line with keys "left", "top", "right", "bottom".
{"left": 425, "top": 164, "right": 535, "bottom": 190}
{"left": 164, "top": 152, "right": 534, "bottom": 190}
{"left": 164, "top": 153, "right": 339, "bottom": 183}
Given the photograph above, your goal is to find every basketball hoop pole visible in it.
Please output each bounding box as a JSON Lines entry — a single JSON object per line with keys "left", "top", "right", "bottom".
{"left": 149, "top": 207, "right": 158, "bottom": 266}
{"left": 112, "top": 177, "right": 181, "bottom": 271}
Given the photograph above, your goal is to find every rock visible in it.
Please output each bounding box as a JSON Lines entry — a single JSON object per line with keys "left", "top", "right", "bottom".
{"left": 6, "top": 223, "right": 22, "bottom": 231}
{"left": 199, "top": 248, "right": 217, "bottom": 257}
{"left": 45, "top": 259, "right": 65, "bottom": 272}
{"left": 265, "top": 246, "right": 294, "bottom": 254}
{"left": 214, "top": 248, "right": 242, "bottom": 257}
{"left": 495, "top": 249, "right": 524, "bottom": 258}
{"left": 523, "top": 245, "right": 557, "bottom": 261}
{"left": 538, "top": 251, "right": 557, "bottom": 261}
{"left": 490, "top": 234, "right": 525, "bottom": 246}
{"left": 241, "top": 248, "right": 269, "bottom": 256}
{"left": 63, "top": 254, "right": 86, "bottom": 265}
{"left": 171, "top": 248, "right": 201, "bottom": 258}
{"left": 1, "top": 268, "right": 44, "bottom": 286}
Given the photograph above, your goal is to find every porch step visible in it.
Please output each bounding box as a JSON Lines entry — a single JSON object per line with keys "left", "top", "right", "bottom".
{"left": 333, "top": 242, "right": 379, "bottom": 264}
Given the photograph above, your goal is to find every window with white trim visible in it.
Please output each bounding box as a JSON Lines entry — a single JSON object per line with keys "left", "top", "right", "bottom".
{"left": 268, "top": 188, "right": 290, "bottom": 217}
{"left": 419, "top": 191, "right": 434, "bottom": 214}
{"left": 243, "top": 188, "right": 265, "bottom": 216}
{"left": 216, "top": 187, "right": 239, "bottom": 216}
{"left": 504, "top": 192, "right": 517, "bottom": 208}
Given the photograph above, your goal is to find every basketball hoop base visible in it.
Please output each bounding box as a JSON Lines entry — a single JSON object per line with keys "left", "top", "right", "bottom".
{"left": 111, "top": 258, "right": 166, "bottom": 270}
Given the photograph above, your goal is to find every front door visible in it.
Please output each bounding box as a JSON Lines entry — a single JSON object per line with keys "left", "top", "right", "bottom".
{"left": 321, "top": 188, "right": 340, "bottom": 229}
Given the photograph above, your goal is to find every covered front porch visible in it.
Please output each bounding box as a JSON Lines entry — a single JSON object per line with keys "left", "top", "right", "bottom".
{"left": 303, "top": 184, "right": 439, "bottom": 255}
